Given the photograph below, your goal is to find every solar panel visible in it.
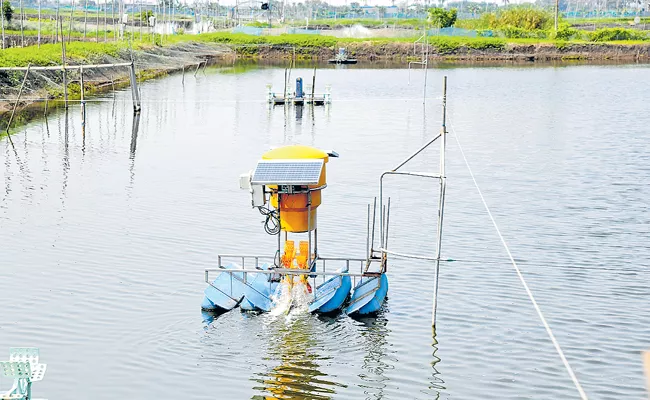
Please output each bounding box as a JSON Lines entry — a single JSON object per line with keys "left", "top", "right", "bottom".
{"left": 251, "top": 159, "right": 324, "bottom": 185}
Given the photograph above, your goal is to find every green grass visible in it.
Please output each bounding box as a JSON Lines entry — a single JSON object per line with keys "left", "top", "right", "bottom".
{"left": 287, "top": 17, "right": 429, "bottom": 29}
{"left": 1, "top": 30, "right": 648, "bottom": 69}
{"left": 0, "top": 41, "right": 128, "bottom": 67}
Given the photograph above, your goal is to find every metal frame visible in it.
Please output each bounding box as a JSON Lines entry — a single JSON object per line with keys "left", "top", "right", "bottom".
{"left": 204, "top": 77, "right": 448, "bottom": 323}
{"left": 375, "top": 76, "right": 448, "bottom": 328}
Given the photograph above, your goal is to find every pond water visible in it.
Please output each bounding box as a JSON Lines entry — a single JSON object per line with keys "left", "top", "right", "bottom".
{"left": 1, "top": 61, "right": 649, "bottom": 399}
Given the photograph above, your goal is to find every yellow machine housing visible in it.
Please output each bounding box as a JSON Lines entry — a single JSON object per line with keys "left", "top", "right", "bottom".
{"left": 262, "top": 145, "right": 329, "bottom": 233}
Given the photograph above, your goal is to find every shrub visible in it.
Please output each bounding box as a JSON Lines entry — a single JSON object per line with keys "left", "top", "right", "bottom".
{"left": 497, "top": 7, "right": 553, "bottom": 30}
{"left": 588, "top": 28, "right": 648, "bottom": 42}
{"left": 428, "top": 8, "right": 458, "bottom": 28}
{"left": 499, "top": 25, "right": 547, "bottom": 38}
{"left": 549, "top": 26, "right": 579, "bottom": 41}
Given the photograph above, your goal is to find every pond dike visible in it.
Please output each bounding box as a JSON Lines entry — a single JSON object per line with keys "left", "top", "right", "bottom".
{"left": 0, "top": 42, "right": 235, "bottom": 130}
{"left": 244, "top": 41, "right": 650, "bottom": 62}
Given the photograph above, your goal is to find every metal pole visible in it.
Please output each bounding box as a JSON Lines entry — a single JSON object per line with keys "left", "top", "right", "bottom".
{"left": 128, "top": 61, "right": 141, "bottom": 112}
{"left": 112, "top": 0, "right": 116, "bottom": 41}
{"left": 20, "top": 0, "right": 24, "bottom": 47}
{"left": 55, "top": 0, "right": 59, "bottom": 43}
{"left": 432, "top": 76, "right": 447, "bottom": 329}
{"left": 139, "top": 0, "right": 142, "bottom": 40}
{"left": 307, "top": 191, "right": 312, "bottom": 267}
{"left": 311, "top": 67, "right": 316, "bottom": 103}
{"left": 68, "top": 0, "right": 75, "bottom": 44}
{"left": 277, "top": 193, "right": 282, "bottom": 267}
{"left": 61, "top": 19, "right": 69, "bottom": 109}
{"left": 366, "top": 203, "right": 370, "bottom": 260}
{"left": 1, "top": 1, "right": 5, "bottom": 50}
{"left": 80, "top": 66, "right": 86, "bottom": 126}
{"left": 38, "top": 0, "right": 42, "bottom": 47}
{"left": 423, "top": 32, "right": 429, "bottom": 104}
{"left": 104, "top": 1, "right": 108, "bottom": 43}
{"left": 96, "top": 1, "right": 99, "bottom": 41}
{"left": 84, "top": 0, "right": 88, "bottom": 38}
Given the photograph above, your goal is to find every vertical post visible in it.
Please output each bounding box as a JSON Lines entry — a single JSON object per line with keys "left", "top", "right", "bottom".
{"left": 20, "top": 0, "right": 24, "bottom": 47}
{"left": 112, "top": 0, "right": 116, "bottom": 41}
{"left": 104, "top": 0, "right": 107, "bottom": 42}
{"left": 84, "top": 0, "right": 88, "bottom": 38}
{"left": 55, "top": 0, "right": 59, "bottom": 43}
{"left": 1, "top": 1, "right": 5, "bottom": 50}
{"left": 311, "top": 67, "right": 316, "bottom": 103}
{"left": 423, "top": 32, "right": 429, "bottom": 104}
{"left": 554, "top": 0, "right": 559, "bottom": 31}
{"left": 139, "top": 0, "right": 142, "bottom": 40}
{"left": 68, "top": 0, "right": 75, "bottom": 44}
{"left": 277, "top": 193, "right": 282, "bottom": 267}
{"left": 366, "top": 203, "right": 370, "bottom": 260}
{"left": 38, "top": 0, "right": 42, "bottom": 47}
{"left": 307, "top": 191, "right": 312, "bottom": 267}
{"left": 80, "top": 66, "right": 86, "bottom": 125}
{"left": 129, "top": 61, "right": 142, "bottom": 112}
{"left": 431, "top": 76, "right": 447, "bottom": 329}
{"left": 61, "top": 19, "right": 69, "bottom": 109}
{"left": 96, "top": 1, "right": 99, "bottom": 41}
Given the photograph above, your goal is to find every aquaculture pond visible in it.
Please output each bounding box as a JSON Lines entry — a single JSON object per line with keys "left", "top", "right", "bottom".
{"left": 1, "top": 61, "right": 649, "bottom": 399}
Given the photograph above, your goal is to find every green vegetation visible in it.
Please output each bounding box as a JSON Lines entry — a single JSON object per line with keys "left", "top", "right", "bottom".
{"left": 287, "top": 17, "right": 429, "bottom": 29}
{"left": 588, "top": 27, "right": 648, "bottom": 41}
{"left": 428, "top": 8, "right": 458, "bottom": 28}
{"left": 138, "top": 10, "right": 154, "bottom": 23}
{"left": 0, "top": 41, "right": 127, "bottom": 67}
{"left": 455, "top": 6, "right": 649, "bottom": 41}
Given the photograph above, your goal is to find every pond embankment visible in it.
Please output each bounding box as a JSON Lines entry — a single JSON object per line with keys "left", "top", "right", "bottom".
{"left": 2, "top": 33, "right": 649, "bottom": 131}
{"left": 0, "top": 41, "right": 234, "bottom": 128}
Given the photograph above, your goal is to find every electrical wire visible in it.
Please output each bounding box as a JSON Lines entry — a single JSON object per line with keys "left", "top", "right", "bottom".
{"left": 258, "top": 205, "right": 280, "bottom": 236}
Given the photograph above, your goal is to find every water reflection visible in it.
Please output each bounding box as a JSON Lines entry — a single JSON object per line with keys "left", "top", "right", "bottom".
{"left": 355, "top": 310, "right": 392, "bottom": 400}
{"left": 129, "top": 112, "right": 141, "bottom": 159}
{"left": 425, "top": 327, "right": 444, "bottom": 398}
{"left": 252, "top": 315, "right": 345, "bottom": 400}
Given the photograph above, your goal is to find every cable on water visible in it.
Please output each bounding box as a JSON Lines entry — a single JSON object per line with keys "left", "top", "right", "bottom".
{"left": 258, "top": 205, "right": 280, "bottom": 236}
{"left": 448, "top": 117, "right": 589, "bottom": 400}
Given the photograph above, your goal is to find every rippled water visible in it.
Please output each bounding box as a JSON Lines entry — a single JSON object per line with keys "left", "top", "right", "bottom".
{"left": 1, "top": 62, "right": 649, "bottom": 399}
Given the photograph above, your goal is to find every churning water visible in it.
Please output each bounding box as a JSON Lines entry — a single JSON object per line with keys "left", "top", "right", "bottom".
{"left": 1, "top": 61, "right": 649, "bottom": 399}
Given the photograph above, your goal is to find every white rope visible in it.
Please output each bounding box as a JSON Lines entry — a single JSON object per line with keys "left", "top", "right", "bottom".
{"left": 448, "top": 119, "right": 589, "bottom": 400}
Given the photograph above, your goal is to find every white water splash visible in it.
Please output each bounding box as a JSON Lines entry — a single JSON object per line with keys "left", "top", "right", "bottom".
{"left": 269, "top": 281, "right": 313, "bottom": 320}
{"left": 339, "top": 24, "right": 374, "bottom": 39}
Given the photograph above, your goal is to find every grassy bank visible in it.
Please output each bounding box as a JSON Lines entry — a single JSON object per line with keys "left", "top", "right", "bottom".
{"left": 3, "top": 31, "right": 650, "bottom": 68}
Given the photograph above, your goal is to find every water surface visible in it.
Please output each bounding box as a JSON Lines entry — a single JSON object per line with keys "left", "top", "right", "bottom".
{"left": 1, "top": 62, "right": 649, "bottom": 399}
